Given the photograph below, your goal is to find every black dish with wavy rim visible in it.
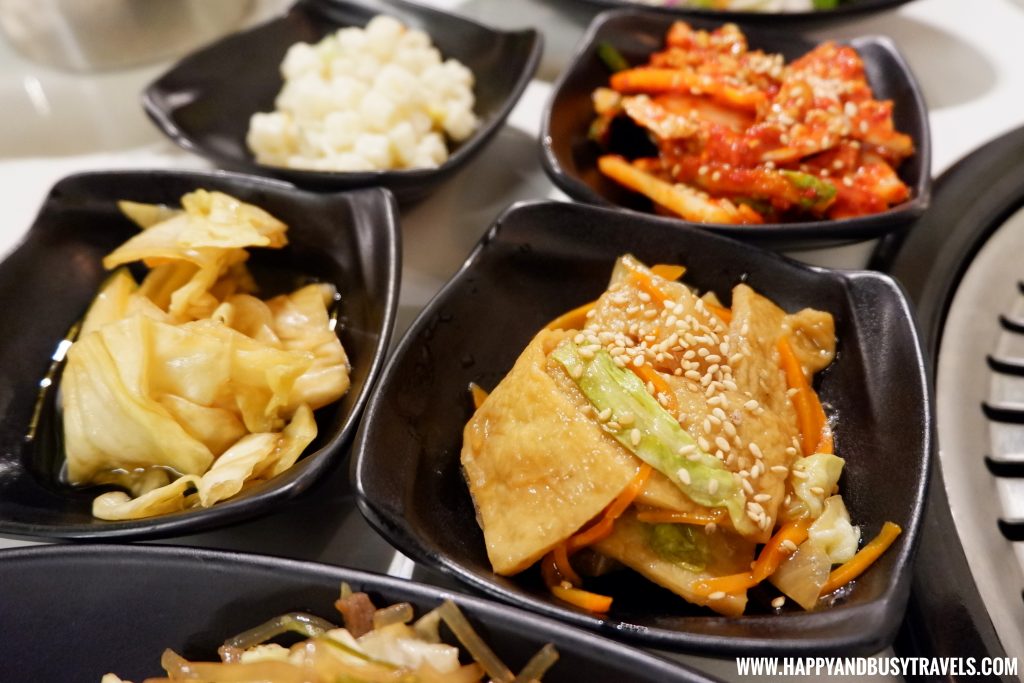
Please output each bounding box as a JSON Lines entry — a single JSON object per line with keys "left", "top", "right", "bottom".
{"left": 143, "top": 0, "right": 542, "bottom": 204}
{"left": 352, "top": 199, "right": 930, "bottom": 655}
{"left": 565, "top": 0, "right": 916, "bottom": 29}
{"left": 0, "top": 170, "right": 400, "bottom": 541}
{"left": 540, "top": 9, "right": 930, "bottom": 248}
{"left": 0, "top": 544, "right": 721, "bottom": 683}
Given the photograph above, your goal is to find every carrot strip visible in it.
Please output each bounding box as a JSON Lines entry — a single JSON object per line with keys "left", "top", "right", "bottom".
{"left": 650, "top": 264, "right": 686, "bottom": 281}
{"left": 468, "top": 382, "right": 489, "bottom": 410}
{"left": 567, "top": 464, "right": 652, "bottom": 551}
{"left": 690, "top": 519, "right": 811, "bottom": 596}
{"left": 549, "top": 585, "right": 613, "bottom": 613}
{"left": 706, "top": 302, "right": 732, "bottom": 324}
{"left": 552, "top": 543, "right": 582, "bottom": 586}
{"left": 630, "top": 363, "right": 678, "bottom": 414}
{"left": 777, "top": 336, "right": 828, "bottom": 456}
{"left": 545, "top": 300, "right": 596, "bottom": 331}
{"left": 635, "top": 508, "right": 725, "bottom": 526}
{"left": 820, "top": 521, "right": 902, "bottom": 595}
{"left": 629, "top": 271, "right": 669, "bottom": 306}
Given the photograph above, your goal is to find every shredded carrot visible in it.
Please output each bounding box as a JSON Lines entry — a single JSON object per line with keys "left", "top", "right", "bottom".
{"left": 635, "top": 508, "right": 725, "bottom": 526}
{"left": 549, "top": 584, "right": 613, "bottom": 613}
{"left": 552, "top": 543, "right": 582, "bottom": 586}
{"left": 545, "top": 300, "right": 596, "bottom": 331}
{"left": 690, "top": 519, "right": 811, "bottom": 596}
{"left": 705, "top": 302, "right": 733, "bottom": 324}
{"left": 777, "top": 336, "right": 829, "bottom": 456}
{"left": 650, "top": 264, "right": 686, "bottom": 281}
{"left": 820, "top": 521, "right": 902, "bottom": 595}
{"left": 630, "top": 363, "right": 678, "bottom": 414}
{"left": 468, "top": 382, "right": 489, "bottom": 410}
{"left": 629, "top": 271, "right": 669, "bottom": 307}
{"left": 567, "top": 464, "right": 652, "bottom": 552}
{"left": 541, "top": 465, "right": 650, "bottom": 612}
{"left": 750, "top": 519, "right": 811, "bottom": 582}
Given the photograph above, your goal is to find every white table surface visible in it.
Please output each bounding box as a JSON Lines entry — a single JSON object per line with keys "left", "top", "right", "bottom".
{"left": 2, "top": 0, "right": 1023, "bottom": 680}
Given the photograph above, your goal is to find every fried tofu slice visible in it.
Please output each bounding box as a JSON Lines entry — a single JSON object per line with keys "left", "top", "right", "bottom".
{"left": 594, "top": 511, "right": 755, "bottom": 617}
{"left": 461, "top": 329, "right": 641, "bottom": 575}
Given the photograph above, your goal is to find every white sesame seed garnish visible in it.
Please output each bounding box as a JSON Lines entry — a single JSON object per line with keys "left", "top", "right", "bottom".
{"left": 785, "top": 446, "right": 798, "bottom": 456}
{"left": 597, "top": 407, "right": 612, "bottom": 422}
{"left": 792, "top": 469, "right": 808, "bottom": 479}
{"left": 619, "top": 412, "right": 635, "bottom": 426}
{"left": 715, "top": 436, "right": 731, "bottom": 452}
{"left": 630, "top": 428, "right": 641, "bottom": 446}
{"left": 754, "top": 493, "right": 771, "bottom": 503}
{"left": 707, "top": 479, "right": 719, "bottom": 495}
{"left": 677, "top": 468, "right": 691, "bottom": 485}
{"left": 748, "top": 443, "right": 763, "bottom": 459}
{"left": 632, "top": 356, "right": 645, "bottom": 368}
{"left": 708, "top": 591, "right": 726, "bottom": 601}
{"left": 678, "top": 444, "right": 696, "bottom": 456}
{"left": 772, "top": 596, "right": 786, "bottom": 609}
{"left": 771, "top": 465, "right": 788, "bottom": 475}
{"left": 697, "top": 436, "right": 711, "bottom": 451}
{"left": 744, "top": 399, "right": 759, "bottom": 411}
{"left": 810, "top": 485, "right": 825, "bottom": 496}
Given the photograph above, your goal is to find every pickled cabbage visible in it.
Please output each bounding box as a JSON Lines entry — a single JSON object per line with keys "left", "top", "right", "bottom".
{"left": 62, "top": 190, "right": 350, "bottom": 520}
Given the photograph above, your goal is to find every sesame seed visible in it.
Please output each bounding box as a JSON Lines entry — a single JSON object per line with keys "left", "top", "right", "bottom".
{"left": 741, "top": 478, "right": 754, "bottom": 495}
{"left": 771, "top": 465, "right": 788, "bottom": 475}
{"left": 597, "top": 407, "right": 612, "bottom": 422}
{"left": 569, "top": 365, "right": 583, "bottom": 379}
{"left": 630, "top": 428, "right": 641, "bottom": 446}
{"left": 754, "top": 493, "right": 771, "bottom": 503}
{"left": 730, "top": 353, "right": 744, "bottom": 364}
{"left": 793, "top": 469, "right": 808, "bottom": 479}
{"left": 619, "top": 412, "right": 635, "bottom": 426}
{"left": 780, "top": 539, "right": 798, "bottom": 553}
{"left": 707, "top": 479, "right": 719, "bottom": 495}
{"left": 677, "top": 468, "right": 691, "bottom": 485}
{"left": 632, "top": 356, "right": 644, "bottom": 368}
{"left": 772, "top": 596, "right": 786, "bottom": 609}
{"left": 637, "top": 292, "right": 651, "bottom": 303}
{"left": 744, "top": 399, "right": 759, "bottom": 410}
{"left": 703, "top": 417, "right": 713, "bottom": 433}
{"left": 678, "top": 444, "right": 696, "bottom": 456}
{"left": 810, "top": 485, "right": 825, "bottom": 496}
{"left": 697, "top": 436, "right": 711, "bottom": 451}
{"left": 687, "top": 452, "right": 702, "bottom": 461}
{"left": 748, "top": 443, "right": 763, "bottom": 459}
{"left": 708, "top": 591, "right": 726, "bottom": 601}
{"left": 715, "top": 436, "right": 731, "bottom": 452}
{"left": 785, "top": 446, "right": 798, "bottom": 456}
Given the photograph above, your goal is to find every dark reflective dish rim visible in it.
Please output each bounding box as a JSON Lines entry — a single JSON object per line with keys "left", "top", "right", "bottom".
{"left": 0, "top": 169, "right": 401, "bottom": 541}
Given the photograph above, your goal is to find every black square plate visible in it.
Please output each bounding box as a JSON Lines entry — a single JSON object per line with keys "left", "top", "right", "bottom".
{"left": 352, "top": 199, "right": 930, "bottom": 654}
{"left": 540, "top": 9, "right": 931, "bottom": 247}
{"left": 0, "top": 170, "right": 400, "bottom": 541}
{"left": 143, "top": 0, "right": 542, "bottom": 204}
{"left": 0, "top": 544, "right": 719, "bottom": 683}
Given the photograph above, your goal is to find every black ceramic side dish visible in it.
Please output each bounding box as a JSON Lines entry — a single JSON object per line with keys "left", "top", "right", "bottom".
{"left": 566, "top": 0, "right": 916, "bottom": 29}
{"left": 540, "top": 9, "right": 931, "bottom": 247}
{"left": 352, "top": 200, "right": 931, "bottom": 655}
{"left": 143, "top": 0, "right": 542, "bottom": 204}
{"left": 0, "top": 544, "right": 721, "bottom": 683}
{"left": 0, "top": 170, "right": 400, "bottom": 541}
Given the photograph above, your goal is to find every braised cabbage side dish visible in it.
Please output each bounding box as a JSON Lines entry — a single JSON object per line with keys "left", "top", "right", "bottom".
{"left": 590, "top": 22, "right": 915, "bottom": 224}
{"left": 461, "top": 256, "right": 900, "bottom": 615}
{"left": 102, "top": 585, "right": 558, "bottom": 682}
{"left": 61, "top": 190, "right": 350, "bottom": 520}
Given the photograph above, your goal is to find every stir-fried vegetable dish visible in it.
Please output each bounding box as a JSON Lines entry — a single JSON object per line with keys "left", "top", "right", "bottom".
{"left": 61, "top": 191, "right": 350, "bottom": 520}
{"left": 103, "top": 584, "right": 558, "bottom": 682}
{"left": 590, "top": 22, "right": 914, "bottom": 224}
{"left": 461, "top": 256, "right": 900, "bottom": 615}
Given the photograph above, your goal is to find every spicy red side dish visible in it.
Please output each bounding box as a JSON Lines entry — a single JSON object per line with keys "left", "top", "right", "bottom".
{"left": 591, "top": 22, "right": 915, "bottom": 224}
